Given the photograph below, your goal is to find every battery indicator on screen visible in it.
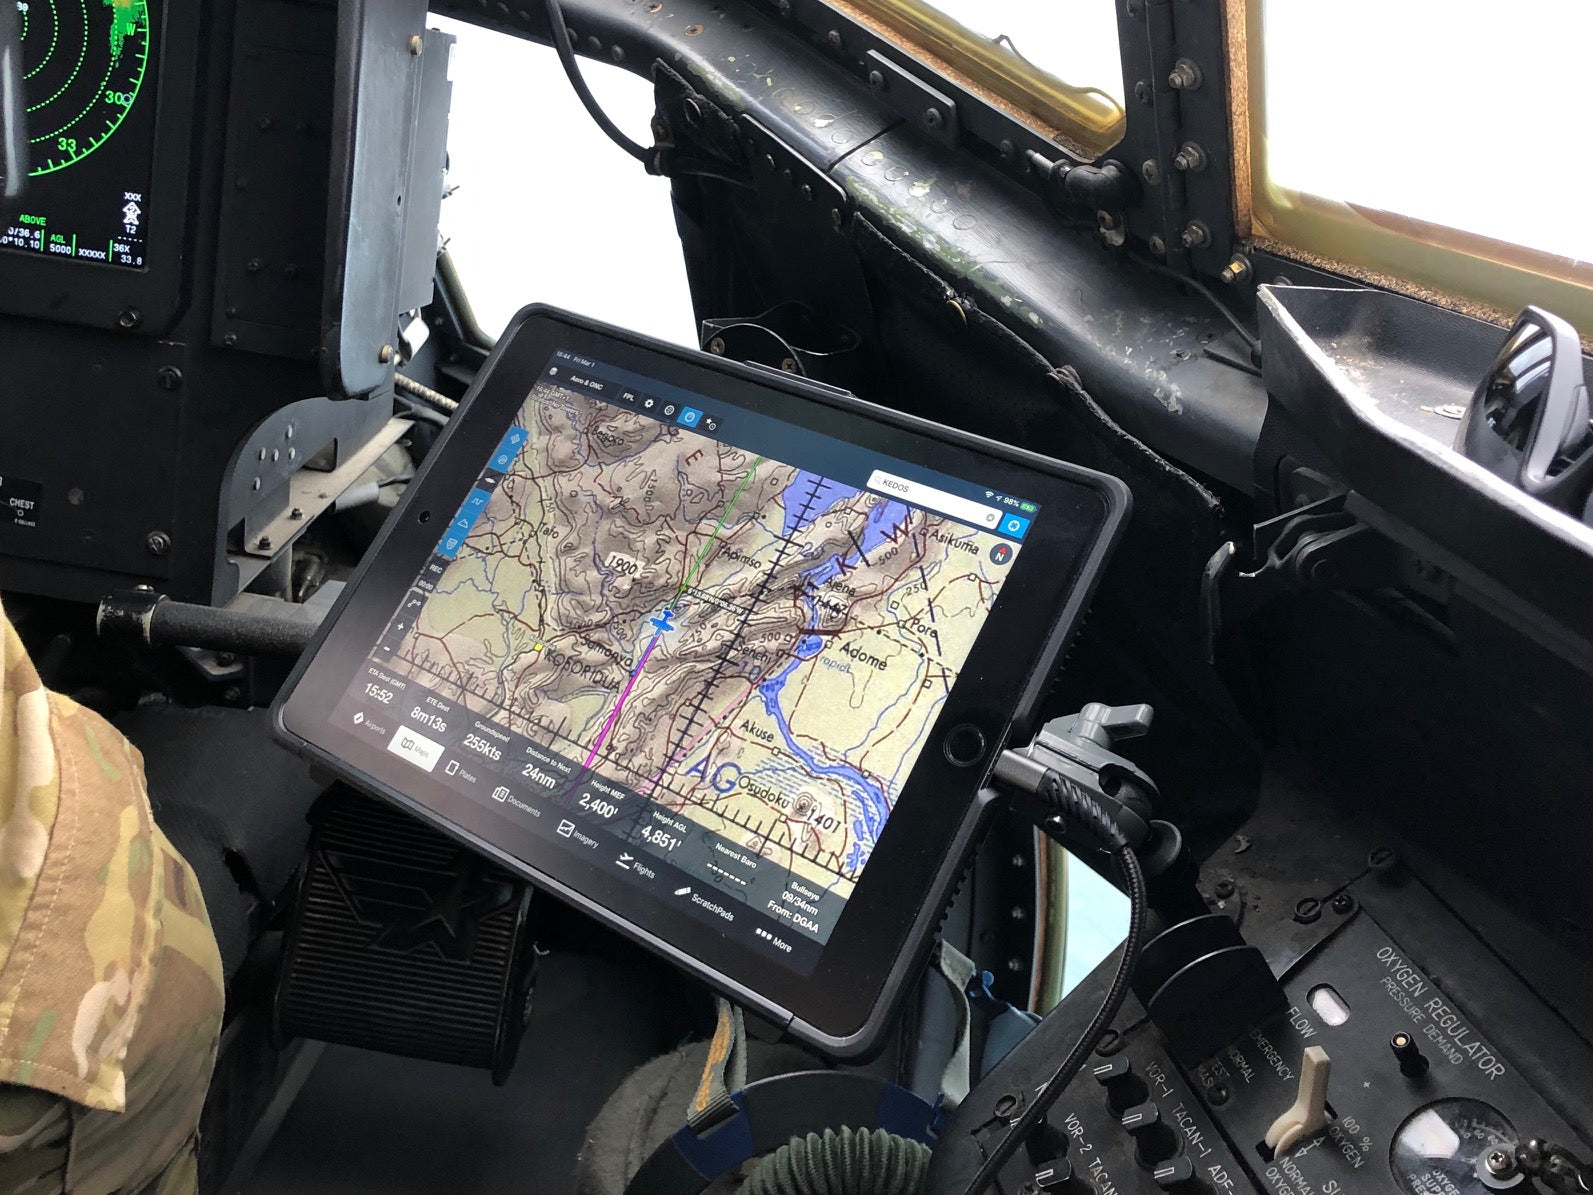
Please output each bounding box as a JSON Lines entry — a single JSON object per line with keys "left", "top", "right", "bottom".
{"left": 1019, "top": 501, "right": 1037, "bottom": 513}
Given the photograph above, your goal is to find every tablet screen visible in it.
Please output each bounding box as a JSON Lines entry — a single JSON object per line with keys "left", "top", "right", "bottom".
{"left": 330, "top": 346, "right": 1038, "bottom": 969}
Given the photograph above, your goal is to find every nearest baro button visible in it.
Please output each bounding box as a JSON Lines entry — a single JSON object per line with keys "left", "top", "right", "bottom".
{"left": 943, "top": 723, "right": 987, "bottom": 767}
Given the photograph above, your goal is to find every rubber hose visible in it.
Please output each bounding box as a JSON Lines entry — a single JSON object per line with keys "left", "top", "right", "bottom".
{"left": 741, "top": 1128, "right": 930, "bottom": 1195}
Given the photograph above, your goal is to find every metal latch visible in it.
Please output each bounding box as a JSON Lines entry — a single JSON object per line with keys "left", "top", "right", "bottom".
{"left": 1200, "top": 495, "right": 1402, "bottom": 659}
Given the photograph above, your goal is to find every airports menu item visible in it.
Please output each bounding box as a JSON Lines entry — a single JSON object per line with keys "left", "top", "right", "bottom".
{"left": 330, "top": 350, "right": 1036, "bottom": 972}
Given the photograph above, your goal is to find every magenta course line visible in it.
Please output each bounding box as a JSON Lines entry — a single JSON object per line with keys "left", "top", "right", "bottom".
{"left": 582, "top": 631, "right": 664, "bottom": 769}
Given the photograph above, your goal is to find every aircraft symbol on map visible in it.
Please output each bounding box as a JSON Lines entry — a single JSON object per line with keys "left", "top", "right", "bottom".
{"left": 650, "top": 610, "right": 676, "bottom": 633}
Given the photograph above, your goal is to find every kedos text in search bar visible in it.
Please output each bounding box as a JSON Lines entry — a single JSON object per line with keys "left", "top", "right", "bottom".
{"left": 865, "top": 470, "right": 1002, "bottom": 530}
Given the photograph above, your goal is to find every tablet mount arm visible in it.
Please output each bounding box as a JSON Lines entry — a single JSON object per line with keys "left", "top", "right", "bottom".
{"left": 994, "top": 703, "right": 1207, "bottom": 928}
{"left": 948, "top": 705, "right": 1285, "bottom": 1195}
{"left": 993, "top": 704, "right": 1285, "bottom": 1071}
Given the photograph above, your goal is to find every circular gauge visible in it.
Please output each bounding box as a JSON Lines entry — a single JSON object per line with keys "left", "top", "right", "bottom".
{"left": 21, "top": 0, "right": 152, "bottom": 176}
{"left": 1392, "top": 1099, "right": 1522, "bottom": 1195}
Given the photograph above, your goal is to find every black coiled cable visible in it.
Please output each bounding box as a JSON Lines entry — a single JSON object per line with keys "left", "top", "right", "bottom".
{"left": 961, "top": 769, "right": 1149, "bottom": 1195}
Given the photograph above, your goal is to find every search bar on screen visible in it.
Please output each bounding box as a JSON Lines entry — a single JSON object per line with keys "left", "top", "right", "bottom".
{"left": 865, "top": 470, "right": 1002, "bottom": 530}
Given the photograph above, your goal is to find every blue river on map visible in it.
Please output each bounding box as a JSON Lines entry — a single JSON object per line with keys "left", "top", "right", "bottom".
{"left": 756, "top": 477, "right": 914, "bottom": 871}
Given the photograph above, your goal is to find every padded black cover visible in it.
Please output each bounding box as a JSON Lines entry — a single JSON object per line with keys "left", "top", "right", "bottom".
{"left": 117, "top": 702, "right": 323, "bottom": 978}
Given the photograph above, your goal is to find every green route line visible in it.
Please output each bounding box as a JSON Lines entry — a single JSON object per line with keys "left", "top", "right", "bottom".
{"left": 672, "top": 455, "right": 763, "bottom": 603}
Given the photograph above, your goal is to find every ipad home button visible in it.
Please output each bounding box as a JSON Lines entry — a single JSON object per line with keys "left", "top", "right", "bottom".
{"left": 943, "top": 723, "right": 987, "bottom": 768}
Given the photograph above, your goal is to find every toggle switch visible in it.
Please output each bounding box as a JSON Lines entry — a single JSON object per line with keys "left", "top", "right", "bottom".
{"left": 1390, "top": 1032, "right": 1429, "bottom": 1078}
{"left": 1264, "top": 1046, "right": 1332, "bottom": 1155}
{"left": 1092, "top": 1056, "right": 1150, "bottom": 1115}
{"left": 1122, "top": 1102, "right": 1183, "bottom": 1169}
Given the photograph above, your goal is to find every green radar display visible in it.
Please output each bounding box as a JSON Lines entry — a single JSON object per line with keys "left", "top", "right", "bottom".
{"left": 25, "top": 0, "right": 150, "bottom": 174}
{"left": 1, "top": 0, "right": 158, "bottom": 268}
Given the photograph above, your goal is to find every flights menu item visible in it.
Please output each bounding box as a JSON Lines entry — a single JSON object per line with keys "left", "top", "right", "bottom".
{"left": 276, "top": 307, "right": 1127, "bottom": 1053}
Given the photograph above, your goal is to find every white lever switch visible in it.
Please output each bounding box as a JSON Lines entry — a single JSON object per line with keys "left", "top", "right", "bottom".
{"left": 1264, "top": 1046, "right": 1332, "bottom": 1154}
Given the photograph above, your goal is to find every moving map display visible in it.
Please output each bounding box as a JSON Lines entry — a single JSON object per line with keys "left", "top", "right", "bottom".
{"left": 332, "top": 349, "right": 1039, "bottom": 971}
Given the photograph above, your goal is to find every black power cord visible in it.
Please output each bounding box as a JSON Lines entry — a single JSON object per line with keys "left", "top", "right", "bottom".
{"left": 541, "top": 0, "right": 653, "bottom": 166}
{"left": 540, "top": 0, "right": 653, "bottom": 166}
{"left": 1129, "top": 253, "right": 1261, "bottom": 355}
{"left": 538, "top": 0, "right": 754, "bottom": 191}
{"left": 961, "top": 768, "right": 1150, "bottom": 1195}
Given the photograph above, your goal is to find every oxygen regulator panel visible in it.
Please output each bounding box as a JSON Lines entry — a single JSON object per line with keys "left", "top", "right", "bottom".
{"left": 927, "top": 819, "right": 1593, "bottom": 1195}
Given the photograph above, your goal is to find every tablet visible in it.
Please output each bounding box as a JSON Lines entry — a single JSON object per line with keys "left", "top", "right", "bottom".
{"left": 274, "top": 306, "right": 1128, "bottom": 1055}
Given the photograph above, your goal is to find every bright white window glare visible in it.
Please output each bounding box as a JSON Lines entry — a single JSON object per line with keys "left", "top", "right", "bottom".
{"left": 910, "top": 1, "right": 1124, "bottom": 106}
{"left": 432, "top": 16, "right": 697, "bottom": 346}
{"left": 1061, "top": 850, "right": 1130, "bottom": 996}
{"left": 1262, "top": 0, "right": 1593, "bottom": 265}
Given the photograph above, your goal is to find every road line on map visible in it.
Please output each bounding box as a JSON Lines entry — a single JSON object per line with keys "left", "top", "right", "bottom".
{"left": 582, "top": 630, "right": 664, "bottom": 769}
{"left": 665, "top": 474, "right": 824, "bottom": 760}
{"left": 632, "top": 678, "right": 757, "bottom": 797}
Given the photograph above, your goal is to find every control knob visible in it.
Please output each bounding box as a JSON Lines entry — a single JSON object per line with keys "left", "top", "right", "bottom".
{"left": 1122, "top": 1102, "right": 1183, "bottom": 1170}
{"left": 1091, "top": 1057, "right": 1150, "bottom": 1116}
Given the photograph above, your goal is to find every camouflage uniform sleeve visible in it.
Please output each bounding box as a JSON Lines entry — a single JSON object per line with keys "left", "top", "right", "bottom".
{"left": 0, "top": 604, "right": 224, "bottom": 1194}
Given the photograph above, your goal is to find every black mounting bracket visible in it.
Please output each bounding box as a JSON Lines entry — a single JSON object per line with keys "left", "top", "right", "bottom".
{"left": 864, "top": 49, "right": 959, "bottom": 150}
{"left": 738, "top": 115, "right": 874, "bottom": 334}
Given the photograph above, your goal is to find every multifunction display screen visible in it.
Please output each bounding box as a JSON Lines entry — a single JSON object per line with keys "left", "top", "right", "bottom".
{"left": 1, "top": 0, "right": 156, "bottom": 268}
{"left": 330, "top": 349, "right": 1041, "bottom": 972}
